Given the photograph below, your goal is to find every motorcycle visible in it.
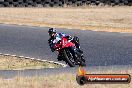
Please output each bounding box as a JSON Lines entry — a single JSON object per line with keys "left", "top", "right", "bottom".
{"left": 53, "top": 36, "right": 86, "bottom": 67}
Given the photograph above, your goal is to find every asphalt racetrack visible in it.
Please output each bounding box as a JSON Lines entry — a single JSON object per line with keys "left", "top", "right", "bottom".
{"left": 0, "top": 24, "right": 132, "bottom": 67}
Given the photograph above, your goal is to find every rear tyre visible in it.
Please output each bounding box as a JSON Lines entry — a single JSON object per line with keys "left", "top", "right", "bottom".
{"left": 0, "top": 3, "right": 4, "bottom": 7}
{"left": 13, "top": 2, "right": 19, "bottom": 7}
{"left": 4, "top": 2, "right": 9, "bottom": 7}
{"left": 77, "top": 53, "right": 86, "bottom": 66}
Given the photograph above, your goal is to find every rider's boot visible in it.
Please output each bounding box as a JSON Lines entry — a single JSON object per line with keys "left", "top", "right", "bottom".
{"left": 78, "top": 48, "right": 83, "bottom": 54}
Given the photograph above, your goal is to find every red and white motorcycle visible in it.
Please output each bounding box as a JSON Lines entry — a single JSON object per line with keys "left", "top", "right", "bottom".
{"left": 54, "top": 36, "right": 86, "bottom": 67}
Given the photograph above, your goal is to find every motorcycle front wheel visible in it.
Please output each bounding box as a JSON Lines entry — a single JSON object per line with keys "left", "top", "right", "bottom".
{"left": 63, "top": 48, "right": 76, "bottom": 67}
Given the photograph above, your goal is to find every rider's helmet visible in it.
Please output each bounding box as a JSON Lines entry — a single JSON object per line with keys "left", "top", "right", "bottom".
{"left": 48, "top": 28, "right": 57, "bottom": 37}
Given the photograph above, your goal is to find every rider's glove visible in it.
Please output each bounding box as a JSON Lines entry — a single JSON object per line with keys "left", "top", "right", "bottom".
{"left": 51, "top": 47, "right": 55, "bottom": 52}
{"left": 49, "top": 44, "right": 55, "bottom": 52}
{"left": 48, "top": 38, "right": 53, "bottom": 44}
{"left": 50, "top": 43, "right": 56, "bottom": 52}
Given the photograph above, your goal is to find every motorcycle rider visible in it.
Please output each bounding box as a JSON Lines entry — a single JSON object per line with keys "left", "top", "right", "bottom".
{"left": 48, "top": 28, "right": 83, "bottom": 61}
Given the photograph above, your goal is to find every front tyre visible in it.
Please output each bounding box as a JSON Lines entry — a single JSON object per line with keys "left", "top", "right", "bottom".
{"left": 63, "top": 49, "right": 75, "bottom": 67}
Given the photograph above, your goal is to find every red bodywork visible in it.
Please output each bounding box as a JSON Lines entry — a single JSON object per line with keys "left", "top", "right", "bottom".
{"left": 54, "top": 36, "right": 75, "bottom": 52}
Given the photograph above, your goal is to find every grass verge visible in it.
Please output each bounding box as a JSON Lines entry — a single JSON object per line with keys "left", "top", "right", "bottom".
{"left": 0, "top": 7, "right": 132, "bottom": 33}
{"left": 0, "top": 55, "right": 61, "bottom": 70}
{"left": 0, "top": 68, "right": 131, "bottom": 88}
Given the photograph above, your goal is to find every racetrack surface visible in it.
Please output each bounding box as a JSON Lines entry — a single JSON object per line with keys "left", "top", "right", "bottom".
{"left": 0, "top": 24, "right": 132, "bottom": 67}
